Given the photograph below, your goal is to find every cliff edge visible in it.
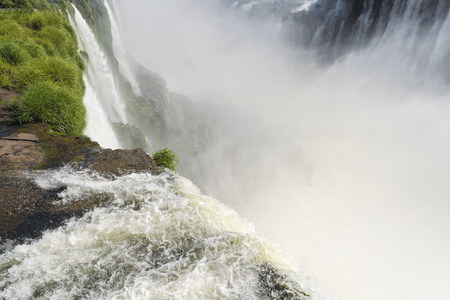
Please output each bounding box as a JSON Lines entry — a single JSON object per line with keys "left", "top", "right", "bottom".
{"left": 0, "top": 88, "right": 163, "bottom": 242}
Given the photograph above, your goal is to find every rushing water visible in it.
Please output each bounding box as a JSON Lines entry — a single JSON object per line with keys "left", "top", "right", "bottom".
{"left": 105, "top": 0, "right": 142, "bottom": 96}
{"left": 2, "top": 0, "right": 450, "bottom": 299}
{"left": 0, "top": 168, "right": 316, "bottom": 299}
{"left": 115, "top": 0, "right": 450, "bottom": 299}
{"left": 69, "top": 5, "right": 127, "bottom": 149}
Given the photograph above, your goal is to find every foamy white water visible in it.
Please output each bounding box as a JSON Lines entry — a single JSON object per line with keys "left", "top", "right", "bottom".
{"left": 0, "top": 168, "right": 318, "bottom": 299}
{"left": 69, "top": 5, "right": 127, "bottom": 149}
{"left": 115, "top": 1, "right": 450, "bottom": 299}
{"left": 105, "top": 0, "right": 141, "bottom": 95}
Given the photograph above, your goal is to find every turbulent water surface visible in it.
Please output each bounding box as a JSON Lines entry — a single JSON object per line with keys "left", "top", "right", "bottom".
{"left": 115, "top": 0, "right": 450, "bottom": 299}
{"left": 2, "top": 0, "right": 450, "bottom": 299}
{"left": 0, "top": 168, "right": 314, "bottom": 299}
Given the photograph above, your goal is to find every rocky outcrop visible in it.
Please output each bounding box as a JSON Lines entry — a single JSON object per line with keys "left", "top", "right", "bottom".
{"left": 0, "top": 111, "right": 163, "bottom": 243}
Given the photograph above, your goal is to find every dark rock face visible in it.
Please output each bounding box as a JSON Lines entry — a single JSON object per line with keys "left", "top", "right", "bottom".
{"left": 281, "top": 0, "right": 450, "bottom": 61}
{"left": 112, "top": 122, "right": 147, "bottom": 150}
{"left": 0, "top": 88, "right": 20, "bottom": 134}
{"left": 257, "top": 262, "right": 310, "bottom": 300}
{"left": 222, "top": 0, "right": 450, "bottom": 63}
{"left": 0, "top": 117, "right": 163, "bottom": 242}
{"left": 83, "top": 148, "right": 163, "bottom": 178}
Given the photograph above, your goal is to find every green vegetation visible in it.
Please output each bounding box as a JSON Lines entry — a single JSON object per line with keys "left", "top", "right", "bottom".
{"left": 15, "top": 123, "right": 100, "bottom": 170}
{"left": 0, "top": 3, "right": 86, "bottom": 135}
{"left": 0, "top": 0, "right": 68, "bottom": 10}
{"left": 152, "top": 148, "right": 180, "bottom": 172}
{"left": 14, "top": 81, "right": 86, "bottom": 135}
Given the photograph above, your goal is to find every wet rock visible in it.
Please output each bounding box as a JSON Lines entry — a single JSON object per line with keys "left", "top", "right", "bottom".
{"left": 0, "top": 88, "right": 20, "bottom": 131}
{"left": 0, "top": 108, "right": 16, "bottom": 127}
{"left": 0, "top": 88, "right": 20, "bottom": 105}
{"left": 0, "top": 135, "right": 45, "bottom": 172}
{"left": 2, "top": 132, "right": 40, "bottom": 142}
{"left": 0, "top": 121, "right": 163, "bottom": 243}
{"left": 112, "top": 122, "right": 147, "bottom": 150}
{"left": 83, "top": 148, "right": 163, "bottom": 178}
{"left": 0, "top": 174, "right": 48, "bottom": 241}
{"left": 258, "top": 262, "right": 310, "bottom": 300}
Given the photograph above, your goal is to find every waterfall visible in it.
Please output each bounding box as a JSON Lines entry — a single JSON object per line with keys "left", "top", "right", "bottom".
{"left": 281, "top": 0, "right": 450, "bottom": 68}
{"left": 114, "top": 1, "right": 450, "bottom": 300}
{"left": 1, "top": 3, "right": 322, "bottom": 300}
{"left": 105, "top": 0, "right": 142, "bottom": 95}
{"left": 2, "top": 1, "right": 450, "bottom": 299}
{"left": 69, "top": 5, "right": 128, "bottom": 149}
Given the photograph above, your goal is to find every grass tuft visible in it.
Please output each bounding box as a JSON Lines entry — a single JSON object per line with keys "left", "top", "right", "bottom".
{"left": 152, "top": 148, "right": 180, "bottom": 172}
{"left": 14, "top": 81, "right": 86, "bottom": 135}
{"left": 14, "top": 56, "right": 82, "bottom": 91}
{"left": 0, "top": 40, "right": 30, "bottom": 65}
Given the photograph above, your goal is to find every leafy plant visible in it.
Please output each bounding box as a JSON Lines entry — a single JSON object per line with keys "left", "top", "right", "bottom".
{"left": 14, "top": 81, "right": 86, "bottom": 135}
{"left": 152, "top": 148, "right": 180, "bottom": 172}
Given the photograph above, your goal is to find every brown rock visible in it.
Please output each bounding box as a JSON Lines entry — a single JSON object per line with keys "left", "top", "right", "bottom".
{"left": 2, "top": 132, "right": 40, "bottom": 142}
{"left": 0, "top": 123, "right": 164, "bottom": 241}
{"left": 85, "top": 148, "right": 163, "bottom": 178}
{"left": 0, "top": 174, "right": 48, "bottom": 238}
{"left": 0, "top": 138, "right": 45, "bottom": 171}
{"left": 0, "top": 88, "right": 20, "bottom": 107}
{"left": 0, "top": 109, "right": 16, "bottom": 126}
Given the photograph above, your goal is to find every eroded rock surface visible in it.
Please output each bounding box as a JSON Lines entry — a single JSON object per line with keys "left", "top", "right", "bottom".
{"left": 0, "top": 120, "right": 163, "bottom": 242}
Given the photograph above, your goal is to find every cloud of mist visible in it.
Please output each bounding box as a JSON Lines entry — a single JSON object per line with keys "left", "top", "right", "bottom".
{"left": 113, "top": 1, "right": 450, "bottom": 299}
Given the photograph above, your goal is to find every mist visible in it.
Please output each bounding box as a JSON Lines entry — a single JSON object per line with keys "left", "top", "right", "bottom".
{"left": 113, "top": 1, "right": 450, "bottom": 299}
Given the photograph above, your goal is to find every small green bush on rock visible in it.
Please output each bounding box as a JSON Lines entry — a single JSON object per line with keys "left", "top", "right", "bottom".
{"left": 14, "top": 81, "right": 86, "bottom": 135}
{"left": 152, "top": 148, "right": 180, "bottom": 172}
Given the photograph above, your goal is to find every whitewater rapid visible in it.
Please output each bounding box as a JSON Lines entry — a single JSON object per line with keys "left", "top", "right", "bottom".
{"left": 114, "top": 0, "right": 450, "bottom": 299}
{"left": 0, "top": 168, "right": 316, "bottom": 299}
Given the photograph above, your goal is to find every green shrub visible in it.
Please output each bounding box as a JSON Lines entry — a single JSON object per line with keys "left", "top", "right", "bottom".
{"left": 0, "top": 58, "right": 13, "bottom": 87}
{"left": 14, "top": 56, "right": 82, "bottom": 91}
{"left": 22, "top": 41, "right": 47, "bottom": 58}
{"left": 79, "top": 49, "right": 89, "bottom": 61}
{"left": 0, "top": 0, "right": 51, "bottom": 10}
{"left": 0, "top": 0, "right": 14, "bottom": 8}
{"left": 29, "top": 13, "right": 46, "bottom": 31}
{"left": 38, "top": 25, "right": 77, "bottom": 57}
{"left": 35, "top": 37, "right": 57, "bottom": 56}
{"left": 0, "top": 20, "right": 28, "bottom": 40}
{"left": 0, "top": 40, "right": 30, "bottom": 65}
{"left": 152, "top": 148, "right": 180, "bottom": 172}
{"left": 14, "top": 81, "right": 86, "bottom": 135}
{"left": 75, "top": 52, "right": 85, "bottom": 70}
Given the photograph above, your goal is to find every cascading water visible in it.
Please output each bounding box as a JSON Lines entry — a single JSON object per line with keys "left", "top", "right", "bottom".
{"left": 0, "top": 167, "right": 317, "bottom": 299}
{"left": 105, "top": 0, "right": 142, "bottom": 96}
{"left": 69, "top": 5, "right": 128, "bottom": 149}
{"left": 1, "top": 4, "right": 321, "bottom": 299}
{"left": 114, "top": 0, "right": 450, "bottom": 299}
{"left": 2, "top": 0, "right": 450, "bottom": 299}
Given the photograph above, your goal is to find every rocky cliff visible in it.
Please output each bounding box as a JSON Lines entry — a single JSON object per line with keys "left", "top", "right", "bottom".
{"left": 0, "top": 88, "right": 163, "bottom": 244}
